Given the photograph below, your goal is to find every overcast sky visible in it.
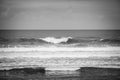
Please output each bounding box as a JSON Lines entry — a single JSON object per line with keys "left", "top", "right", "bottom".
{"left": 0, "top": 0, "right": 120, "bottom": 30}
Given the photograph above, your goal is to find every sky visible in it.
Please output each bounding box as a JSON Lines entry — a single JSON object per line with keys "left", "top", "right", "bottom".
{"left": 0, "top": 0, "right": 120, "bottom": 30}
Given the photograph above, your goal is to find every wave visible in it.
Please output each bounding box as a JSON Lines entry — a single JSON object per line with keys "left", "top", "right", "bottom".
{"left": 40, "top": 37, "right": 72, "bottom": 44}
{"left": 0, "top": 37, "right": 120, "bottom": 47}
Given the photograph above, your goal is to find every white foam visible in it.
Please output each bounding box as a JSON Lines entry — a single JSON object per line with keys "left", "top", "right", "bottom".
{"left": 0, "top": 47, "right": 120, "bottom": 58}
{"left": 0, "top": 46, "right": 120, "bottom": 52}
{"left": 46, "top": 67, "right": 79, "bottom": 71}
{"left": 40, "top": 37, "right": 72, "bottom": 44}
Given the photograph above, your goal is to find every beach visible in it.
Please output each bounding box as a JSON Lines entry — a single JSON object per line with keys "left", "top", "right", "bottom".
{"left": 0, "top": 67, "right": 120, "bottom": 80}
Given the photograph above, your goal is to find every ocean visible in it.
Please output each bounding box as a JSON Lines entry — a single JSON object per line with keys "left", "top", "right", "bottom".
{"left": 0, "top": 30, "right": 120, "bottom": 75}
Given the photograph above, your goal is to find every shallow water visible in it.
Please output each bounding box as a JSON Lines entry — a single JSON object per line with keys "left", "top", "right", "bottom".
{"left": 0, "top": 49, "right": 120, "bottom": 70}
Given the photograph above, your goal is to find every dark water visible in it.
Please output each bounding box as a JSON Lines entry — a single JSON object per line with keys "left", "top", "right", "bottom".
{"left": 0, "top": 30, "right": 120, "bottom": 47}
{"left": 0, "top": 30, "right": 120, "bottom": 39}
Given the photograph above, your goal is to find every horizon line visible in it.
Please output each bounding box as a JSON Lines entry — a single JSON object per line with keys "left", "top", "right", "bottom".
{"left": 0, "top": 29, "right": 120, "bottom": 31}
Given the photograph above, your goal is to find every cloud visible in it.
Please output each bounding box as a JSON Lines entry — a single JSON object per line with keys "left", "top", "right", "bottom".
{"left": 0, "top": 7, "right": 10, "bottom": 17}
{"left": 0, "top": 0, "right": 120, "bottom": 30}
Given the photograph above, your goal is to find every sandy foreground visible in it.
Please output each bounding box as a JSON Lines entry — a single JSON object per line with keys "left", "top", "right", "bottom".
{"left": 0, "top": 67, "right": 120, "bottom": 80}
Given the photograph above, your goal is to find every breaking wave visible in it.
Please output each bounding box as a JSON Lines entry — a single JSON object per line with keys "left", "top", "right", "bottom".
{"left": 40, "top": 37, "right": 72, "bottom": 44}
{"left": 0, "top": 37, "right": 120, "bottom": 48}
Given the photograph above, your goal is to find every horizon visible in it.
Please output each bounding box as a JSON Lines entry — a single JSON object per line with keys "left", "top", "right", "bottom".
{"left": 0, "top": 29, "right": 120, "bottom": 30}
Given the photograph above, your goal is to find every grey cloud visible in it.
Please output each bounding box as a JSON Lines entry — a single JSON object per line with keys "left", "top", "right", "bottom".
{"left": 0, "top": 0, "right": 120, "bottom": 30}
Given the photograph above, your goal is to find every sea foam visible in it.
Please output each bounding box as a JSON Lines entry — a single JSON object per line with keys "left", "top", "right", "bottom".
{"left": 0, "top": 46, "right": 120, "bottom": 52}
{"left": 40, "top": 37, "right": 72, "bottom": 44}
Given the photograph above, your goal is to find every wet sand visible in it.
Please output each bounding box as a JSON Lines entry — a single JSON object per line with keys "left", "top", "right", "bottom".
{"left": 0, "top": 67, "right": 120, "bottom": 80}
{"left": 79, "top": 67, "right": 120, "bottom": 80}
